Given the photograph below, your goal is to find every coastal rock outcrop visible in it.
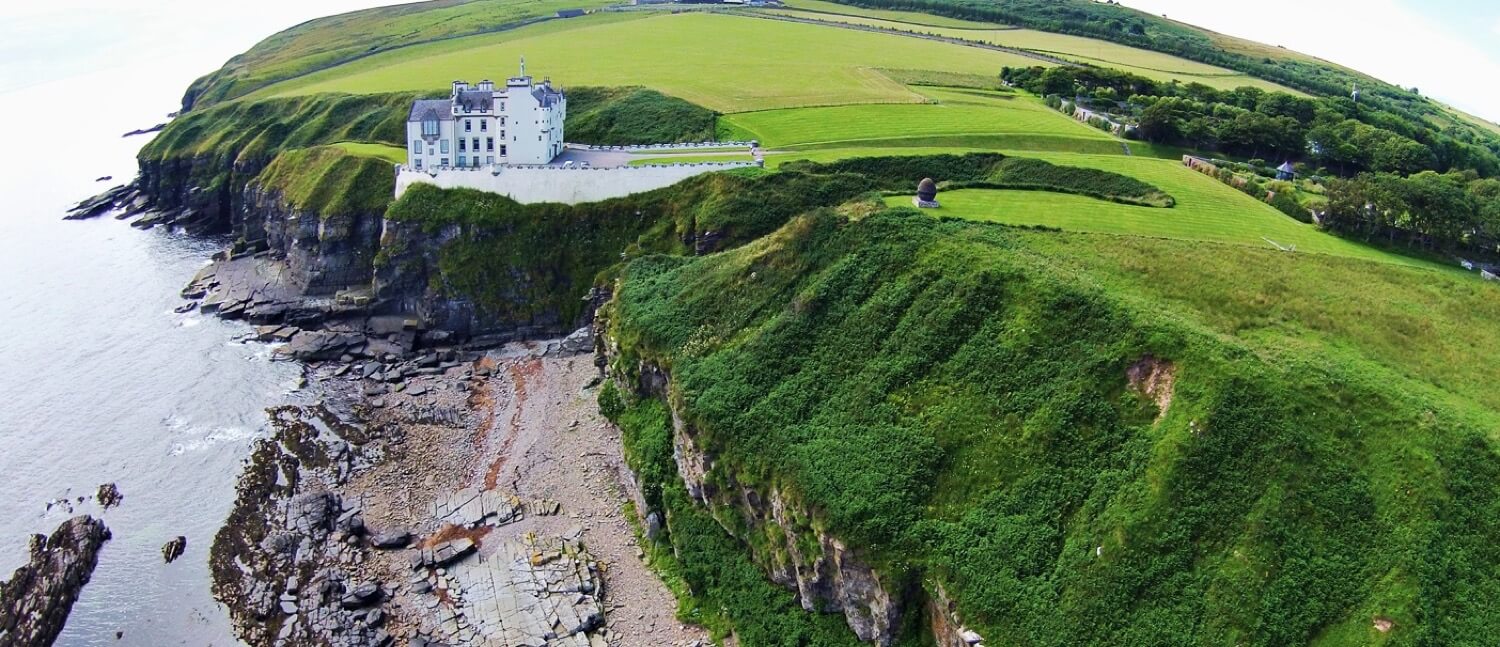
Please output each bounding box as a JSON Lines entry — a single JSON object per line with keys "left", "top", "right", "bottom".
{"left": 0, "top": 516, "right": 112, "bottom": 646}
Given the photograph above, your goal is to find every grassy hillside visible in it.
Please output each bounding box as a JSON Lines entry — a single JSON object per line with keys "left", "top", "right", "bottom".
{"left": 183, "top": 0, "right": 616, "bottom": 109}
{"left": 607, "top": 208, "right": 1500, "bottom": 646}
{"left": 254, "top": 12, "right": 1045, "bottom": 112}
{"left": 877, "top": 152, "right": 1447, "bottom": 269}
{"left": 253, "top": 146, "right": 395, "bottom": 217}
{"left": 724, "top": 87, "right": 1112, "bottom": 149}
{"left": 763, "top": 9, "right": 1297, "bottom": 93}
{"left": 564, "top": 86, "right": 719, "bottom": 145}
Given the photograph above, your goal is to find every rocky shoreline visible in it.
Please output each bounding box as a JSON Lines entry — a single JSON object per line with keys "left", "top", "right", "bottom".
{"left": 208, "top": 321, "right": 704, "bottom": 647}
{"left": 0, "top": 516, "right": 112, "bottom": 646}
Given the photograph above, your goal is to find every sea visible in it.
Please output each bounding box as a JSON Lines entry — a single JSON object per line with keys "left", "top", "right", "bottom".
{"left": 0, "top": 2, "right": 392, "bottom": 644}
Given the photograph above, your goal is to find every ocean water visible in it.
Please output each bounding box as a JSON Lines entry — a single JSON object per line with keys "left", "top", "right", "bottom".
{"left": 0, "top": 1, "right": 393, "bottom": 644}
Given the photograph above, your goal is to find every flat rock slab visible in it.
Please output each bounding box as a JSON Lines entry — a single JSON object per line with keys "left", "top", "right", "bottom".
{"left": 409, "top": 536, "right": 605, "bottom": 647}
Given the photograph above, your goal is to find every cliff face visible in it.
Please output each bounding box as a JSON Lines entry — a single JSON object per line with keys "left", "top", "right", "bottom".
{"left": 627, "top": 360, "right": 906, "bottom": 646}
{"left": 133, "top": 154, "right": 270, "bottom": 235}
{"left": 241, "top": 184, "right": 385, "bottom": 296}
{"left": 372, "top": 217, "right": 575, "bottom": 342}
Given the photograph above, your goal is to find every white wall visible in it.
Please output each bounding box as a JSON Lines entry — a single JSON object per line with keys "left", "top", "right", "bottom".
{"left": 393, "top": 163, "right": 757, "bottom": 204}
{"left": 406, "top": 120, "right": 458, "bottom": 170}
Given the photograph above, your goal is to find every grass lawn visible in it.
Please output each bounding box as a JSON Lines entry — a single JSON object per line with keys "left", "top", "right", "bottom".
{"left": 1017, "top": 230, "right": 1500, "bottom": 417}
{"left": 883, "top": 151, "right": 1457, "bottom": 270}
{"left": 760, "top": 11, "right": 1301, "bottom": 93}
{"left": 258, "top": 12, "right": 1046, "bottom": 113}
{"left": 330, "top": 141, "right": 407, "bottom": 165}
{"left": 777, "top": 0, "right": 1009, "bottom": 29}
{"left": 725, "top": 87, "right": 1115, "bottom": 148}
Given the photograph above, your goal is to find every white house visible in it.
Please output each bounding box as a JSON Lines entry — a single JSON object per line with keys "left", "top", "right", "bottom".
{"left": 405, "top": 58, "right": 566, "bottom": 170}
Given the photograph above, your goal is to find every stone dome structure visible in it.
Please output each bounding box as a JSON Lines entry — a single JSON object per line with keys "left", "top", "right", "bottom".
{"left": 914, "top": 177, "right": 940, "bottom": 208}
{"left": 917, "top": 177, "right": 938, "bottom": 201}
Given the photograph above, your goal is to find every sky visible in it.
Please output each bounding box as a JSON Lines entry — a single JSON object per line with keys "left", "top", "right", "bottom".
{"left": 1119, "top": 0, "right": 1500, "bottom": 124}
{"left": 0, "top": 1, "right": 396, "bottom": 98}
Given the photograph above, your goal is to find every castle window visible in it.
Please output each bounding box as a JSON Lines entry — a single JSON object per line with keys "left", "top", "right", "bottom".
{"left": 411, "top": 140, "right": 421, "bottom": 153}
{"left": 414, "top": 159, "right": 422, "bottom": 170}
{"left": 458, "top": 155, "right": 467, "bottom": 166}
{"left": 464, "top": 120, "right": 472, "bottom": 132}
{"left": 440, "top": 158, "right": 449, "bottom": 166}
{"left": 487, "top": 156, "right": 494, "bottom": 164}
{"left": 440, "top": 140, "right": 450, "bottom": 154}
{"left": 422, "top": 118, "right": 439, "bottom": 137}
{"left": 459, "top": 139, "right": 467, "bottom": 152}
{"left": 472, "top": 138, "right": 480, "bottom": 151}
{"left": 500, "top": 145, "right": 507, "bottom": 156}
{"left": 481, "top": 121, "right": 488, "bottom": 132}
{"left": 486, "top": 138, "right": 494, "bottom": 151}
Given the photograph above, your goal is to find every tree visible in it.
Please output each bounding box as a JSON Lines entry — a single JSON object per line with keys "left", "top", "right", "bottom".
{"left": 1137, "top": 100, "right": 1181, "bottom": 143}
{"left": 1039, "top": 67, "right": 1077, "bottom": 96}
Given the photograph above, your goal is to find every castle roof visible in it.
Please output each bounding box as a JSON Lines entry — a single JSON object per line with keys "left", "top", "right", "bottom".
{"left": 455, "top": 89, "right": 493, "bottom": 112}
{"left": 408, "top": 99, "right": 453, "bottom": 122}
{"left": 532, "top": 85, "right": 564, "bottom": 107}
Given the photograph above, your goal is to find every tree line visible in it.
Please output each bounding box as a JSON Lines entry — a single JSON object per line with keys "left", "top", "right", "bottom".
{"left": 1324, "top": 171, "right": 1500, "bottom": 259}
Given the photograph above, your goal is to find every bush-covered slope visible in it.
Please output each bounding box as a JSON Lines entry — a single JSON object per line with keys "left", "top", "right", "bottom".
{"left": 605, "top": 208, "right": 1500, "bottom": 645}
{"left": 785, "top": 153, "right": 1174, "bottom": 206}
{"left": 565, "top": 86, "right": 719, "bottom": 145}
{"left": 379, "top": 168, "right": 873, "bottom": 326}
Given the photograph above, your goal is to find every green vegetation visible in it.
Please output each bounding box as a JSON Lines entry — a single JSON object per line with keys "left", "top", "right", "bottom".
{"left": 256, "top": 12, "right": 1045, "bottom": 112}
{"left": 873, "top": 68, "right": 1009, "bottom": 91}
{"left": 380, "top": 168, "right": 873, "bottom": 323}
{"left": 904, "top": 152, "right": 1448, "bottom": 268}
{"left": 782, "top": 0, "right": 1009, "bottom": 29}
{"left": 786, "top": 152, "right": 1173, "bottom": 206}
{"left": 602, "top": 387, "right": 867, "bottom": 647}
{"left": 724, "top": 87, "right": 1111, "bottom": 149}
{"left": 253, "top": 146, "right": 395, "bottom": 217}
{"left": 564, "top": 86, "right": 718, "bottom": 145}
{"left": 329, "top": 141, "right": 408, "bottom": 165}
{"left": 608, "top": 207, "right": 1500, "bottom": 646}
{"left": 769, "top": 9, "right": 1293, "bottom": 93}
{"left": 141, "top": 92, "right": 414, "bottom": 164}
{"left": 183, "top": 0, "right": 616, "bottom": 109}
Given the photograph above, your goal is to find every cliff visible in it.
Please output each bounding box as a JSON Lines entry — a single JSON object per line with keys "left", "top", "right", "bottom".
{"left": 601, "top": 208, "right": 1500, "bottom": 645}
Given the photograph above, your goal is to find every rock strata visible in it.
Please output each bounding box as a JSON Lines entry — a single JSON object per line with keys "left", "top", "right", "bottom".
{"left": 0, "top": 516, "right": 112, "bottom": 646}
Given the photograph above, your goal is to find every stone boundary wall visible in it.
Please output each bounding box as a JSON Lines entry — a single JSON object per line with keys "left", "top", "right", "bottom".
{"left": 393, "top": 162, "right": 759, "bottom": 204}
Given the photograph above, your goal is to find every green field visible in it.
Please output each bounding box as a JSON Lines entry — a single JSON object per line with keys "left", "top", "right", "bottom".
{"left": 256, "top": 12, "right": 1047, "bottom": 112}
{"left": 878, "top": 152, "right": 1449, "bottom": 270}
{"left": 330, "top": 141, "right": 407, "bottom": 165}
{"left": 761, "top": 10, "right": 1300, "bottom": 93}
{"left": 778, "top": 0, "right": 1009, "bottom": 29}
{"left": 726, "top": 87, "right": 1114, "bottom": 148}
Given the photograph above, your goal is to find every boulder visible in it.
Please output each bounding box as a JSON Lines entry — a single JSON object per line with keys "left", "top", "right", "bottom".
{"left": 161, "top": 536, "right": 187, "bottom": 563}
{"left": 95, "top": 483, "right": 123, "bottom": 509}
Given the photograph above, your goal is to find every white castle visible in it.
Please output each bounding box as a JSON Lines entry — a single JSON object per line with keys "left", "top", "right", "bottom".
{"left": 405, "top": 58, "right": 567, "bottom": 169}
{"left": 395, "top": 59, "right": 759, "bottom": 205}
